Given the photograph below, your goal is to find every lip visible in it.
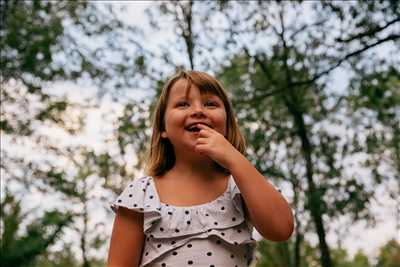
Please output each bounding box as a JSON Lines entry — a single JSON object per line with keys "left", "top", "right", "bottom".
{"left": 184, "top": 122, "right": 213, "bottom": 130}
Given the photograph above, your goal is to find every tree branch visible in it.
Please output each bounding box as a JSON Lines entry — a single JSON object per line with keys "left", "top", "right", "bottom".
{"left": 289, "top": 33, "right": 400, "bottom": 87}
{"left": 336, "top": 17, "right": 400, "bottom": 43}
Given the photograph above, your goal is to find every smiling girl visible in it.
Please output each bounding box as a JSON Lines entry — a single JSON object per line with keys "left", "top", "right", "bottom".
{"left": 107, "top": 70, "right": 294, "bottom": 267}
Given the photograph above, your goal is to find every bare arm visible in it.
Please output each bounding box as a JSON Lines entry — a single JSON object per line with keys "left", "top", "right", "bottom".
{"left": 228, "top": 151, "right": 294, "bottom": 242}
{"left": 107, "top": 207, "right": 145, "bottom": 267}
{"left": 193, "top": 123, "right": 294, "bottom": 241}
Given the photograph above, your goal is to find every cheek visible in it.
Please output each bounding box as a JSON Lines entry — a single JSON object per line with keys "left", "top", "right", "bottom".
{"left": 213, "top": 110, "right": 227, "bottom": 135}
{"left": 164, "top": 111, "right": 184, "bottom": 130}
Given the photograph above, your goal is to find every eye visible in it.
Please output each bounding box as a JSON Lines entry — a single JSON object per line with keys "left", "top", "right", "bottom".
{"left": 176, "top": 101, "right": 189, "bottom": 107}
{"left": 204, "top": 100, "right": 217, "bottom": 107}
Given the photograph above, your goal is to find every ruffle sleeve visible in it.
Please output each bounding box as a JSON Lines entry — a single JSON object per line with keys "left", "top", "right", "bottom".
{"left": 229, "top": 176, "right": 255, "bottom": 231}
{"left": 110, "top": 176, "right": 162, "bottom": 233}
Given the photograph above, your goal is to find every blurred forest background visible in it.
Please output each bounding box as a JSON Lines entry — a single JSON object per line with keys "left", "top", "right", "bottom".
{"left": 1, "top": 1, "right": 399, "bottom": 267}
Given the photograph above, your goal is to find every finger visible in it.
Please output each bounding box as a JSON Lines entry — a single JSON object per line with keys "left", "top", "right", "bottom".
{"left": 196, "top": 123, "right": 213, "bottom": 131}
{"left": 196, "top": 124, "right": 212, "bottom": 137}
{"left": 198, "top": 129, "right": 210, "bottom": 138}
{"left": 196, "top": 137, "right": 208, "bottom": 144}
{"left": 194, "top": 143, "right": 208, "bottom": 154}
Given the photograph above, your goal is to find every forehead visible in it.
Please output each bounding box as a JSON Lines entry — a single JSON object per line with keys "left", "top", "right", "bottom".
{"left": 168, "top": 79, "right": 221, "bottom": 100}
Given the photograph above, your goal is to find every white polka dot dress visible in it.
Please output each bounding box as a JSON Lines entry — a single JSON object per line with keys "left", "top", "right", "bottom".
{"left": 111, "top": 175, "right": 256, "bottom": 267}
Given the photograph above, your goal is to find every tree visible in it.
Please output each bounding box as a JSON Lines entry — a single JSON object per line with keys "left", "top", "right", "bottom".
{"left": 375, "top": 239, "right": 400, "bottom": 267}
{"left": 140, "top": 2, "right": 399, "bottom": 267}
{"left": 0, "top": 191, "right": 73, "bottom": 267}
{"left": 213, "top": 2, "right": 399, "bottom": 267}
{"left": 1, "top": 1, "right": 148, "bottom": 266}
{"left": 256, "top": 239, "right": 319, "bottom": 267}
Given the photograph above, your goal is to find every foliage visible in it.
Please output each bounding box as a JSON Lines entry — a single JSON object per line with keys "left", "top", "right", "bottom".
{"left": 255, "top": 239, "right": 372, "bottom": 267}
{"left": 0, "top": 191, "right": 73, "bottom": 267}
{"left": 376, "top": 239, "right": 400, "bottom": 267}
{"left": 1, "top": 1, "right": 399, "bottom": 266}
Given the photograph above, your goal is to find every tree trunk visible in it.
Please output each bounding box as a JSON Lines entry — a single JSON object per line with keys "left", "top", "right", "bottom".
{"left": 176, "top": 0, "right": 195, "bottom": 70}
{"left": 284, "top": 97, "right": 333, "bottom": 267}
{"left": 81, "top": 195, "right": 90, "bottom": 267}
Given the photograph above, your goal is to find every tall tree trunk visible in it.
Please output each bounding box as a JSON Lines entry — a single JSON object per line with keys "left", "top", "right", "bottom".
{"left": 294, "top": 230, "right": 302, "bottom": 267}
{"left": 293, "top": 190, "right": 302, "bottom": 267}
{"left": 81, "top": 180, "right": 90, "bottom": 267}
{"left": 176, "top": 0, "right": 195, "bottom": 70}
{"left": 277, "top": 7, "right": 333, "bottom": 266}
{"left": 286, "top": 101, "right": 333, "bottom": 267}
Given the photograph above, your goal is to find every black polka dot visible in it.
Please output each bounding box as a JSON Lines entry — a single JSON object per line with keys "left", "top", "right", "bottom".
{"left": 231, "top": 254, "right": 235, "bottom": 258}
{"left": 208, "top": 229, "right": 212, "bottom": 232}
{"left": 157, "top": 244, "right": 162, "bottom": 248}
{"left": 210, "top": 265, "right": 215, "bottom": 267}
{"left": 214, "top": 222, "right": 218, "bottom": 225}
{"left": 205, "top": 213, "right": 209, "bottom": 216}
{"left": 161, "top": 263, "right": 166, "bottom": 267}
{"left": 188, "top": 260, "right": 193, "bottom": 264}
{"left": 207, "top": 252, "right": 212, "bottom": 256}
{"left": 175, "top": 229, "right": 180, "bottom": 233}
{"left": 168, "top": 211, "right": 173, "bottom": 215}
{"left": 150, "top": 234, "right": 154, "bottom": 238}
{"left": 160, "top": 227, "right": 164, "bottom": 231}
{"left": 117, "top": 199, "right": 122, "bottom": 203}
{"left": 221, "top": 232, "right": 225, "bottom": 236}
{"left": 147, "top": 182, "right": 150, "bottom": 186}
{"left": 139, "top": 208, "right": 144, "bottom": 211}
{"left": 128, "top": 194, "right": 133, "bottom": 197}
{"left": 171, "top": 241, "right": 176, "bottom": 245}
{"left": 172, "top": 251, "right": 178, "bottom": 255}
{"left": 232, "top": 217, "right": 236, "bottom": 221}
{"left": 221, "top": 206, "right": 225, "bottom": 210}
{"left": 185, "top": 210, "right": 190, "bottom": 215}
{"left": 187, "top": 243, "right": 192, "bottom": 248}
{"left": 129, "top": 184, "right": 133, "bottom": 187}
{"left": 186, "top": 220, "right": 191, "bottom": 225}
{"left": 237, "top": 229, "right": 242, "bottom": 233}
{"left": 216, "top": 240, "right": 221, "bottom": 244}
{"left": 142, "top": 189, "right": 146, "bottom": 192}
{"left": 234, "top": 241, "right": 238, "bottom": 245}
{"left": 146, "top": 205, "right": 150, "bottom": 208}
{"left": 133, "top": 204, "right": 137, "bottom": 207}
{"left": 150, "top": 195, "right": 154, "bottom": 199}
{"left": 145, "top": 252, "right": 149, "bottom": 256}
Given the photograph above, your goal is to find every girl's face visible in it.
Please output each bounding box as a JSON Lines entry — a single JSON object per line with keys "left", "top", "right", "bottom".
{"left": 161, "top": 79, "right": 227, "bottom": 153}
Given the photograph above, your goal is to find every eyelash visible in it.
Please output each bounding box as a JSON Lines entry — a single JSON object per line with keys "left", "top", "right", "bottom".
{"left": 205, "top": 101, "right": 217, "bottom": 106}
{"left": 176, "top": 101, "right": 217, "bottom": 107}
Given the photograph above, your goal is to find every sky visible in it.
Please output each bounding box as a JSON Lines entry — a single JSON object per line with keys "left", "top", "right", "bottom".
{"left": 3, "top": 0, "right": 398, "bottom": 264}
{"left": 116, "top": 1, "right": 399, "bottom": 259}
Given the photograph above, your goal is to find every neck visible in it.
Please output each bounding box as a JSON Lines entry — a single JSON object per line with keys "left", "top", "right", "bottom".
{"left": 170, "top": 152, "right": 226, "bottom": 181}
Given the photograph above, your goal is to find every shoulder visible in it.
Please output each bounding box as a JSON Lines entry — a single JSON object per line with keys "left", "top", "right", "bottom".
{"left": 120, "top": 176, "right": 151, "bottom": 191}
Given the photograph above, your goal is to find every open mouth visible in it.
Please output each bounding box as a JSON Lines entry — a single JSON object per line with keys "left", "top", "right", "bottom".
{"left": 185, "top": 123, "right": 212, "bottom": 133}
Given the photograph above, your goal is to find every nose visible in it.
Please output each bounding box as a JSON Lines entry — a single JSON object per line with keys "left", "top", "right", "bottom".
{"left": 190, "top": 102, "right": 206, "bottom": 117}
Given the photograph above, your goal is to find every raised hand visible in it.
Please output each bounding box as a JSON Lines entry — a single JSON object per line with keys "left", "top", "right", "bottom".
{"left": 194, "top": 123, "right": 238, "bottom": 170}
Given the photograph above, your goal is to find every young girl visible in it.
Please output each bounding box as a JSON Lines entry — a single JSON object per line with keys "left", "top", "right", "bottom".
{"left": 107, "top": 70, "right": 294, "bottom": 267}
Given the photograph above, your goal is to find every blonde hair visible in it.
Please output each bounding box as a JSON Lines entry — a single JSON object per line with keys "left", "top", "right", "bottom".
{"left": 145, "top": 70, "right": 246, "bottom": 177}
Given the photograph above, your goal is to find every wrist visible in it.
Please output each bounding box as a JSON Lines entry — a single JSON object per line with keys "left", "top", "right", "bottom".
{"left": 225, "top": 148, "right": 246, "bottom": 172}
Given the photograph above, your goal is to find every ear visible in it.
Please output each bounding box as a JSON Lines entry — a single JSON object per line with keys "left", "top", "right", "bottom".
{"left": 161, "top": 131, "right": 168, "bottom": 139}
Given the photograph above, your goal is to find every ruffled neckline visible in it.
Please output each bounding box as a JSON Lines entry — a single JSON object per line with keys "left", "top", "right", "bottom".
{"left": 149, "top": 175, "right": 233, "bottom": 209}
